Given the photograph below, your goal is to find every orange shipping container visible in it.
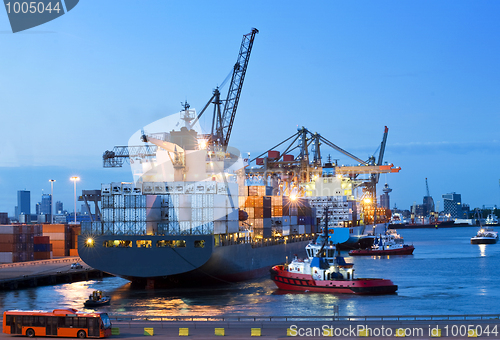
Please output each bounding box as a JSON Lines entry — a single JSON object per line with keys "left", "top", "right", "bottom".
{"left": 69, "top": 249, "right": 79, "bottom": 257}
{"left": 43, "top": 224, "right": 66, "bottom": 233}
{"left": 50, "top": 240, "right": 66, "bottom": 249}
{"left": 44, "top": 232, "right": 65, "bottom": 241}
{"left": 52, "top": 249, "right": 66, "bottom": 257}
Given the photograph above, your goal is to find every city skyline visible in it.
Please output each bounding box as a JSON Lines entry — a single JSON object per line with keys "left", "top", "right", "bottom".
{"left": 1, "top": 1, "right": 500, "bottom": 214}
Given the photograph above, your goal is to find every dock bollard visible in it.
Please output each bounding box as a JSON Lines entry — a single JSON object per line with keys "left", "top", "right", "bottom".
{"left": 358, "top": 328, "right": 370, "bottom": 337}
{"left": 395, "top": 328, "right": 406, "bottom": 337}
{"left": 468, "top": 329, "right": 478, "bottom": 337}
{"left": 322, "top": 328, "right": 333, "bottom": 336}
{"left": 251, "top": 328, "right": 261, "bottom": 336}
{"left": 179, "top": 328, "right": 189, "bottom": 336}
{"left": 215, "top": 328, "right": 225, "bottom": 336}
{"left": 143, "top": 327, "right": 154, "bottom": 336}
{"left": 431, "top": 328, "right": 441, "bottom": 337}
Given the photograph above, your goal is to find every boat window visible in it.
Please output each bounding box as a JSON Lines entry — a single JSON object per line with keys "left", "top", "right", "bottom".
{"left": 136, "top": 240, "right": 152, "bottom": 248}
{"left": 327, "top": 249, "right": 334, "bottom": 258}
{"left": 103, "top": 240, "right": 132, "bottom": 248}
{"left": 194, "top": 240, "right": 205, "bottom": 248}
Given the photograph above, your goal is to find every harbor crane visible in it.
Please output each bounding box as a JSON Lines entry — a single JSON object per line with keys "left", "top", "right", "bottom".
{"left": 247, "top": 126, "right": 399, "bottom": 196}
{"left": 103, "top": 28, "right": 258, "bottom": 167}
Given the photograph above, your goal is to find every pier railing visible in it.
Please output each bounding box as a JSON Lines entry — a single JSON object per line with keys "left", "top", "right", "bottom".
{"left": 108, "top": 314, "right": 500, "bottom": 322}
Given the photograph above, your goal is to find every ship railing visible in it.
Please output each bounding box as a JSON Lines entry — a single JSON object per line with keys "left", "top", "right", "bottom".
{"left": 217, "top": 234, "right": 316, "bottom": 248}
{"left": 108, "top": 314, "right": 500, "bottom": 322}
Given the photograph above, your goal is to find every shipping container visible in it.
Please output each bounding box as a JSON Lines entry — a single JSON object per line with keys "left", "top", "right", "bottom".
{"left": 34, "top": 236, "right": 50, "bottom": 244}
{"left": 34, "top": 252, "right": 51, "bottom": 260}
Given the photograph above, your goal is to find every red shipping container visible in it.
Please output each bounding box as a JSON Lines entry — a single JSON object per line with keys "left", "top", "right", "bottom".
{"left": 283, "top": 154, "right": 294, "bottom": 162}
{"left": 268, "top": 150, "right": 280, "bottom": 160}
{"left": 256, "top": 158, "right": 264, "bottom": 165}
{"left": 34, "top": 236, "right": 50, "bottom": 244}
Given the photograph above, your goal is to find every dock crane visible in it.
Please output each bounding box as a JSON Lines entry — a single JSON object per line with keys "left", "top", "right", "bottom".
{"left": 103, "top": 28, "right": 258, "bottom": 167}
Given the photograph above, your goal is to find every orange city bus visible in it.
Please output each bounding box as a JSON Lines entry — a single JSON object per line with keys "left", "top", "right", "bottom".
{"left": 2, "top": 308, "right": 112, "bottom": 338}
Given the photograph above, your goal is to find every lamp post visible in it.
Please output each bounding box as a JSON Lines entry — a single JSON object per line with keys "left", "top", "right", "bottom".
{"left": 70, "top": 177, "right": 80, "bottom": 224}
{"left": 49, "top": 179, "right": 56, "bottom": 224}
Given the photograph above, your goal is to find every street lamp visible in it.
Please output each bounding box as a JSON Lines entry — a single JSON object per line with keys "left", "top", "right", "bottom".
{"left": 70, "top": 176, "right": 80, "bottom": 224}
{"left": 49, "top": 179, "right": 56, "bottom": 224}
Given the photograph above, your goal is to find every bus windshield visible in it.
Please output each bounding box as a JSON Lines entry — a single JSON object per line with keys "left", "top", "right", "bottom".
{"left": 100, "top": 313, "right": 111, "bottom": 329}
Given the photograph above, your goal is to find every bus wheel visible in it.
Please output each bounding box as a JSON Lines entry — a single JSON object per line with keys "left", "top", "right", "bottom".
{"left": 26, "top": 328, "right": 35, "bottom": 338}
{"left": 77, "top": 330, "right": 87, "bottom": 338}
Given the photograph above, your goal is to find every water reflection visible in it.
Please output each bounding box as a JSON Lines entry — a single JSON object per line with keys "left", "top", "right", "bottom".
{"left": 478, "top": 244, "right": 486, "bottom": 257}
{"left": 1, "top": 228, "right": 499, "bottom": 316}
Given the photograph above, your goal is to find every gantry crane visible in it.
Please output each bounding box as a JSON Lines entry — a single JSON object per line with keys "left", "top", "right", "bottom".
{"left": 103, "top": 28, "right": 258, "bottom": 167}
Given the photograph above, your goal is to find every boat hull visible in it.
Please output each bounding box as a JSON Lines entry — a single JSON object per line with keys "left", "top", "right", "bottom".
{"left": 349, "top": 245, "right": 415, "bottom": 256}
{"left": 78, "top": 235, "right": 313, "bottom": 287}
{"left": 470, "top": 238, "right": 497, "bottom": 244}
{"left": 84, "top": 297, "right": 111, "bottom": 308}
{"left": 270, "top": 266, "right": 397, "bottom": 295}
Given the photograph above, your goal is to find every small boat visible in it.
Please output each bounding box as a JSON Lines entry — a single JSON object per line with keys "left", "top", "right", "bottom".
{"left": 349, "top": 230, "right": 414, "bottom": 256}
{"left": 471, "top": 228, "right": 498, "bottom": 244}
{"left": 270, "top": 211, "right": 398, "bottom": 295}
{"left": 84, "top": 290, "right": 111, "bottom": 308}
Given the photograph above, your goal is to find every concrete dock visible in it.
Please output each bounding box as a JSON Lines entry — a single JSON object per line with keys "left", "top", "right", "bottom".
{"left": 0, "top": 257, "right": 107, "bottom": 290}
{"left": 2, "top": 316, "right": 499, "bottom": 339}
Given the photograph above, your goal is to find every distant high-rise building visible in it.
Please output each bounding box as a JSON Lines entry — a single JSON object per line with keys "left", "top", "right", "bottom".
{"left": 55, "top": 201, "right": 63, "bottom": 214}
{"left": 442, "top": 192, "right": 462, "bottom": 219}
{"left": 16, "top": 190, "right": 30, "bottom": 219}
{"left": 40, "top": 194, "right": 51, "bottom": 216}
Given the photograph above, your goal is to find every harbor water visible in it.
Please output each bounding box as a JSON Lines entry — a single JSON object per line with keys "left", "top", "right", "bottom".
{"left": 1, "top": 227, "right": 499, "bottom": 317}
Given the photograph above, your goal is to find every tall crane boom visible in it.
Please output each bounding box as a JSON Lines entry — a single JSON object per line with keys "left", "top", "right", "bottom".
{"left": 215, "top": 28, "right": 259, "bottom": 148}
{"left": 425, "top": 177, "right": 430, "bottom": 197}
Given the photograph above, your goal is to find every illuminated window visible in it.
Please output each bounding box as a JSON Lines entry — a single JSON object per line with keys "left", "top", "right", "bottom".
{"left": 156, "top": 240, "right": 186, "bottom": 248}
{"left": 103, "top": 240, "right": 132, "bottom": 248}
{"left": 194, "top": 240, "right": 205, "bottom": 248}
{"left": 136, "top": 240, "right": 152, "bottom": 248}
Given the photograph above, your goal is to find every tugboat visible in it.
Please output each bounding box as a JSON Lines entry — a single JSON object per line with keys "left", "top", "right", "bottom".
{"left": 84, "top": 291, "right": 111, "bottom": 308}
{"left": 471, "top": 228, "right": 498, "bottom": 244}
{"left": 270, "top": 212, "right": 398, "bottom": 295}
{"left": 349, "top": 230, "right": 415, "bottom": 256}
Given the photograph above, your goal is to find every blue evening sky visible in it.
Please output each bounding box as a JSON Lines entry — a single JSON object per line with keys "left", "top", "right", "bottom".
{"left": 1, "top": 1, "right": 499, "bottom": 215}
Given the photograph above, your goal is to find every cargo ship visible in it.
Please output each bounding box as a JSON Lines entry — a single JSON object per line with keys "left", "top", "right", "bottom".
{"left": 78, "top": 108, "right": 398, "bottom": 288}
{"left": 78, "top": 30, "right": 400, "bottom": 288}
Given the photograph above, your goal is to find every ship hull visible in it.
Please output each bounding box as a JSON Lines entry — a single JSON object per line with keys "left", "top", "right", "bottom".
{"left": 349, "top": 245, "right": 415, "bottom": 256}
{"left": 78, "top": 235, "right": 313, "bottom": 287}
{"left": 388, "top": 220, "right": 455, "bottom": 229}
{"left": 270, "top": 266, "right": 397, "bottom": 295}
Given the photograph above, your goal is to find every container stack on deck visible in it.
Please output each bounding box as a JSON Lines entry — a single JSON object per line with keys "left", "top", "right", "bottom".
{"left": 0, "top": 225, "right": 42, "bottom": 263}
{"left": 308, "top": 196, "right": 357, "bottom": 228}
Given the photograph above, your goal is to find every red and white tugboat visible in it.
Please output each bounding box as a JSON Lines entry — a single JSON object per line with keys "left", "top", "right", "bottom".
{"left": 270, "top": 215, "right": 398, "bottom": 295}
{"left": 349, "top": 230, "right": 415, "bottom": 256}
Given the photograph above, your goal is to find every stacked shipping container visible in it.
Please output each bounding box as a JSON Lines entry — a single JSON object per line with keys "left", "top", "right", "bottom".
{"left": 308, "top": 196, "right": 358, "bottom": 229}
{"left": 0, "top": 225, "right": 42, "bottom": 263}
{"left": 82, "top": 181, "right": 240, "bottom": 236}
{"left": 34, "top": 236, "right": 51, "bottom": 260}
{"left": 42, "top": 224, "right": 71, "bottom": 257}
